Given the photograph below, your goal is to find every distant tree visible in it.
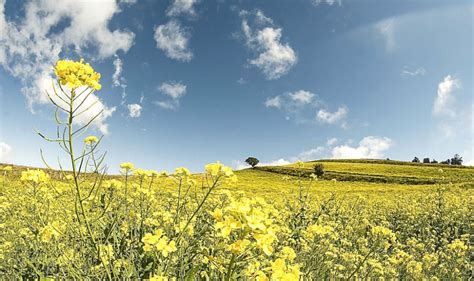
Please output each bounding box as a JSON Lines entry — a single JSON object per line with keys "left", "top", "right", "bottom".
{"left": 431, "top": 159, "right": 438, "bottom": 164}
{"left": 245, "top": 157, "right": 259, "bottom": 168}
{"left": 313, "top": 163, "right": 324, "bottom": 178}
{"left": 423, "top": 158, "right": 430, "bottom": 163}
{"left": 441, "top": 159, "right": 451, "bottom": 165}
{"left": 451, "top": 154, "right": 463, "bottom": 165}
{"left": 412, "top": 157, "right": 420, "bottom": 163}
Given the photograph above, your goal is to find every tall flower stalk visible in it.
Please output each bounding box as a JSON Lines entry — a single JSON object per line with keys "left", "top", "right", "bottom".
{"left": 37, "top": 59, "right": 112, "bottom": 279}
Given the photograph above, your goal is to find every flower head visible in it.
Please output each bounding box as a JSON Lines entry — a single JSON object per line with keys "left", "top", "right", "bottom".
{"left": 54, "top": 59, "right": 101, "bottom": 90}
{"left": 84, "top": 135, "right": 98, "bottom": 144}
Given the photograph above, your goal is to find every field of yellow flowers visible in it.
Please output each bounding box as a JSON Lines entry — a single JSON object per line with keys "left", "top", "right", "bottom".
{"left": 0, "top": 59, "right": 471, "bottom": 280}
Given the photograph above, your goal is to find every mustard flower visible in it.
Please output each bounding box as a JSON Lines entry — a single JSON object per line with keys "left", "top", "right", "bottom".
{"left": 84, "top": 135, "right": 98, "bottom": 144}
{"left": 54, "top": 59, "right": 101, "bottom": 90}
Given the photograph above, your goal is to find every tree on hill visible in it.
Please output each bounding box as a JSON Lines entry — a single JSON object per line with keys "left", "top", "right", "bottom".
{"left": 441, "top": 159, "right": 451, "bottom": 165}
{"left": 245, "top": 157, "right": 259, "bottom": 168}
{"left": 412, "top": 157, "right": 420, "bottom": 163}
{"left": 423, "top": 158, "right": 430, "bottom": 163}
{"left": 431, "top": 159, "right": 438, "bottom": 164}
{"left": 313, "top": 163, "right": 324, "bottom": 178}
{"left": 451, "top": 154, "right": 463, "bottom": 165}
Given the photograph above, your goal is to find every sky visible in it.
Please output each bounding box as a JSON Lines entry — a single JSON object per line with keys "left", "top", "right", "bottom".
{"left": 0, "top": 0, "right": 473, "bottom": 173}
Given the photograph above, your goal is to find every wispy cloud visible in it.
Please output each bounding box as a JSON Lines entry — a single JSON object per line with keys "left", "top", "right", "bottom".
{"left": 154, "top": 20, "right": 193, "bottom": 62}
{"left": 265, "top": 90, "right": 348, "bottom": 127}
{"left": 239, "top": 9, "right": 297, "bottom": 80}
{"left": 311, "top": 0, "right": 342, "bottom": 7}
{"left": 155, "top": 82, "right": 187, "bottom": 110}
{"left": 166, "top": 0, "right": 199, "bottom": 17}
{"left": 401, "top": 67, "right": 426, "bottom": 76}
{"left": 375, "top": 18, "right": 396, "bottom": 52}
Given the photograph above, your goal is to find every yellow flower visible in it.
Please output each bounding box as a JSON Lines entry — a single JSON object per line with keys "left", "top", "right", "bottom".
{"left": 20, "top": 169, "right": 50, "bottom": 184}
{"left": 54, "top": 59, "right": 101, "bottom": 90}
{"left": 2, "top": 166, "right": 12, "bottom": 172}
{"left": 281, "top": 246, "right": 296, "bottom": 261}
{"left": 229, "top": 239, "right": 251, "bottom": 254}
{"left": 205, "top": 161, "right": 237, "bottom": 183}
{"left": 174, "top": 167, "right": 191, "bottom": 177}
{"left": 84, "top": 135, "right": 98, "bottom": 144}
{"left": 120, "top": 162, "right": 135, "bottom": 172}
{"left": 103, "top": 179, "right": 123, "bottom": 190}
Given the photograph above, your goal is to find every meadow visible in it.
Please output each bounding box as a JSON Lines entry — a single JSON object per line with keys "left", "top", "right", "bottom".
{"left": 0, "top": 59, "right": 471, "bottom": 280}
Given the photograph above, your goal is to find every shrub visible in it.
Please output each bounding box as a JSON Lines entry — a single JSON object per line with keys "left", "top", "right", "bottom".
{"left": 313, "top": 163, "right": 324, "bottom": 178}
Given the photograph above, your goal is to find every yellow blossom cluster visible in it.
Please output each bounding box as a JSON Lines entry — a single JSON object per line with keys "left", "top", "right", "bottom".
{"left": 54, "top": 59, "right": 101, "bottom": 90}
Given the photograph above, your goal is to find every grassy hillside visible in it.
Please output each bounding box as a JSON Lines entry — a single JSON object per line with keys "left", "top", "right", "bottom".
{"left": 251, "top": 159, "right": 473, "bottom": 185}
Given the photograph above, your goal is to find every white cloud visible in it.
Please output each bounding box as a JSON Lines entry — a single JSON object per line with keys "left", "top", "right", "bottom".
{"left": 401, "top": 67, "right": 426, "bottom": 76}
{"left": 154, "top": 20, "right": 193, "bottom": 62}
{"left": 317, "top": 106, "right": 348, "bottom": 124}
{"left": 311, "top": 0, "right": 342, "bottom": 6}
{"left": 266, "top": 90, "right": 348, "bottom": 126}
{"left": 289, "top": 90, "right": 314, "bottom": 104}
{"left": 0, "top": 0, "right": 133, "bottom": 132}
{"left": 264, "top": 96, "right": 282, "bottom": 108}
{"left": 433, "top": 75, "right": 460, "bottom": 117}
{"left": 112, "top": 56, "right": 124, "bottom": 88}
{"left": 240, "top": 10, "right": 297, "bottom": 80}
{"left": 112, "top": 55, "right": 128, "bottom": 105}
{"left": 159, "top": 82, "right": 187, "bottom": 99}
{"left": 375, "top": 18, "right": 396, "bottom": 52}
{"left": 156, "top": 81, "right": 187, "bottom": 110}
{"left": 465, "top": 159, "right": 474, "bottom": 166}
{"left": 166, "top": 0, "right": 199, "bottom": 17}
{"left": 295, "top": 146, "right": 325, "bottom": 162}
{"left": 0, "top": 142, "right": 12, "bottom": 162}
{"left": 127, "top": 103, "right": 142, "bottom": 118}
{"left": 331, "top": 136, "right": 393, "bottom": 159}
{"left": 326, "top": 137, "right": 338, "bottom": 146}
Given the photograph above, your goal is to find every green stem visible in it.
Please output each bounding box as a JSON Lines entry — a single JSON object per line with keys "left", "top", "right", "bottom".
{"left": 67, "top": 89, "right": 111, "bottom": 280}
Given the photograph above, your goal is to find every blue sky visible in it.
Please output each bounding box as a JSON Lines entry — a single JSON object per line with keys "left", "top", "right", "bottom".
{"left": 0, "top": 0, "right": 472, "bottom": 172}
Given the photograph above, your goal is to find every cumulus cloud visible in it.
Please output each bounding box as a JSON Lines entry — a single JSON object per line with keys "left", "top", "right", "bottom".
{"left": 154, "top": 20, "right": 193, "bottom": 62}
{"left": 166, "top": 0, "right": 199, "bottom": 17}
{"left": 240, "top": 9, "right": 297, "bottom": 80}
{"left": 316, "top": 106, "right": 348, "bottom": 125}
{"left": 0, "top": 0, "right": 133, "bottom": 132}
{"left": 0, "top": 142, "right": 12, "bottom": 162}
{"left": 155, "top": 82, "right": 187, "bottom": 110}
{"left": 331, "top": 136, "right": 393, "bottom": 159}
{"left": 127, "top": 103, "right": 142, "bottom": 118}
{"left": 433, "top": 75, "right": 460, "bottom": 117}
